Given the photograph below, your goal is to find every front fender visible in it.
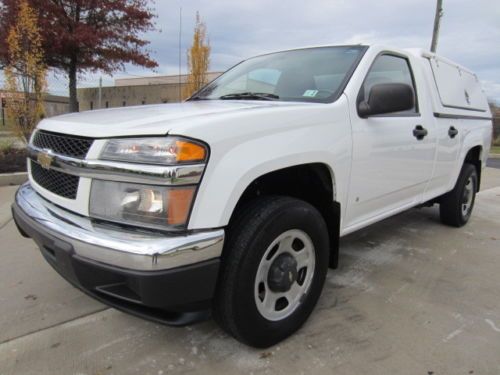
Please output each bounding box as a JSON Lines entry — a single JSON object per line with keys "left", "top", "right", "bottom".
{"left": 186, "top": 110, "right": 352, "bottom": 230}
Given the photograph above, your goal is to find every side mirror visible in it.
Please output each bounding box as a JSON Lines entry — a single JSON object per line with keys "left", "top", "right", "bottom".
{"left": 358, "top": 83, "right": 415, "bottom": 118}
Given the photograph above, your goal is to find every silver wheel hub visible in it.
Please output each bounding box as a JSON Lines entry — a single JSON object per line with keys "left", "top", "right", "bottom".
{"left": 461, "top": 176, "right": 474, "bottom": 217}
{"left": 254, "top": 229, "right": 315, "bottom": 321}
{"left": 267, "top": 253, "right": 298, "bottom": 293}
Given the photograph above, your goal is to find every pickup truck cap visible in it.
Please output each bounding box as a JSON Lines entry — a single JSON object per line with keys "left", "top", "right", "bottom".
{"left": 405, "top": 48, "right": 490, "bottom": 115}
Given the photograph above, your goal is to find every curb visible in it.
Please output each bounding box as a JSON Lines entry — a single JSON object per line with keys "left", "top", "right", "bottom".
{"left": 489, "top": 154, "right": 500, "bottom": 159}
{"left": 0, "top": 172, "right": 28, "bottom": 187}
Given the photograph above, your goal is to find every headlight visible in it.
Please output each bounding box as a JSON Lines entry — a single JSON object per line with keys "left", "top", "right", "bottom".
{"left": 100, "top": 137, "right": 207, "bottom": 165}
{"left": 90, "top": 180, "right": 196, "bottom": 230}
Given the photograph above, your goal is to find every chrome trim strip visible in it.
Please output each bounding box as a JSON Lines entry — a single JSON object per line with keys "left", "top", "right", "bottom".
{"left": 433, "top": 112, "right": 493, "bottom": 121}
{"left": 28, "top": 145, "right": 204, "bottom": 186}
{"left": 14, "top": 183, "right": 224, "bottom": 271}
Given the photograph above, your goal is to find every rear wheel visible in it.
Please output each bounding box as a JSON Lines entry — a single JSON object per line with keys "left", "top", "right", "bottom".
{"left": 439, "top": 163, "right": 478, "bottom": 227}
{"left": 213, "top": 196, "right": 329, "bottom": 348}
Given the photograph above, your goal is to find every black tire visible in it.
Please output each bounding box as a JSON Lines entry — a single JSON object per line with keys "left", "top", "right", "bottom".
{"left": 439, "top": 163, "right": 478, "bottom": 227}
{"left": 213, "top": 196, "right": 329, "bottom": 348}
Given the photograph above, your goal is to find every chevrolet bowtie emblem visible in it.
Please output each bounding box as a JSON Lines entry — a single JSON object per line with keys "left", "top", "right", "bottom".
{"left": 37, "top": 150, "right": 54, "bottom": 170}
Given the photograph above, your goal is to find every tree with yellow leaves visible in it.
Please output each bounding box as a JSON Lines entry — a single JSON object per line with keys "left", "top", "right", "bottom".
{"left": 184, "top": 12, "right": 211, "bottom": 99}
{"left": 4, "top": 0, "right": 47, "bottom": 143}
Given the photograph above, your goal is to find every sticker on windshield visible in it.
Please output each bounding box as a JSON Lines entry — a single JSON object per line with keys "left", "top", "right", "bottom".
{"left": 303, "top": 90, "right": 319, "bottom": 97}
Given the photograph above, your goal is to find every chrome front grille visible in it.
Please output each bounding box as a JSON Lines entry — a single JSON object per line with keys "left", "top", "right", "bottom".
{"left": 30, "top": 160, "right": 79, "bottom": 199}
{"left": 30, "top": 130, "right": 92, "bottom": 199}
{"left": 32, "top": 130, "right": 93, "bottom": 159}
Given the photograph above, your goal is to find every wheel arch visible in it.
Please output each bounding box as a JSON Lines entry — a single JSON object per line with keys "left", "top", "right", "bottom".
{"left": 450, "top": 127, "right": 486, "bottom": 194}
{"left": 227, "top": 163, "right": 341, "bottom": 269}
{"left": 462, "top": 145, "right": 483, "bottom": 192}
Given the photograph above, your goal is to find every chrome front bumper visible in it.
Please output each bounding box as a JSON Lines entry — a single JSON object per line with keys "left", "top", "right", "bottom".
{"left": 13, "top": 183, "right": 224, "bottom": 271}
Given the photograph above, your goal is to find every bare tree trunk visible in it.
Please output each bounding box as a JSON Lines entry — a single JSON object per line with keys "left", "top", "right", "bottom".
{"left": 68, "top": 58, "right": 78, "bottom": 112}
{"left": 430, "top": 0, "right": 443, "bottom": 53}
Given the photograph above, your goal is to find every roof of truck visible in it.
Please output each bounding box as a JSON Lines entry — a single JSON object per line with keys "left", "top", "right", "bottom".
{"left": 253, "top": 44, "right": 476, "bottom": 77}
{"left": 259, "top": 43, "right": 488, "bottom": 114}
{"left": 404, "top": 48, "right": 476, "bottom": 75}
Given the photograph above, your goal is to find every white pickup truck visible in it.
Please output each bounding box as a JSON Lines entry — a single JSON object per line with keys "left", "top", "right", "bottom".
{"left": 13, "top": 44, "right": 492, "bottom": 347}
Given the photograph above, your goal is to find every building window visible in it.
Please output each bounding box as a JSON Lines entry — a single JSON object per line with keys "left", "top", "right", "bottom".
{"left": 90, "top": 101, "right": 93, "bottom": 110}
{"left": 105, "top": 101, "right": 109, "bottom": 108}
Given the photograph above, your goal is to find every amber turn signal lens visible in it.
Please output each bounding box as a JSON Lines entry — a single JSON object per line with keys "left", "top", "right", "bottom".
{"left": 175, "top": 140, "right": 206, "bottom": 163}
{"left": 167, "top": 188, "right": 195, "bottom": 225}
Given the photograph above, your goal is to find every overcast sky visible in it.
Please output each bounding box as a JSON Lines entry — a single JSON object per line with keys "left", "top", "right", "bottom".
{"left": 65, "top": 0, "right": 500, "bottom": 102}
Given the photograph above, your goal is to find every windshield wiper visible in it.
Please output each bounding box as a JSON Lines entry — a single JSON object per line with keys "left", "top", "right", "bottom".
{"left": 219, "top": 92, "right": 279, "bottom": 101}
{"left": 188, "top": 96, "right": 211, "bottom": 101}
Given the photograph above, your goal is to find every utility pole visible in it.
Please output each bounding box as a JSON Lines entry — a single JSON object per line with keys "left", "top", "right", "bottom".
{"left": 178, "top": 7, "right": 182, "bottom": 102}
{"left": 430, "top": 0, "right": 443, "bottom": 53}
{"left": 98, "top": 76, "right": 102, "bottom": 109}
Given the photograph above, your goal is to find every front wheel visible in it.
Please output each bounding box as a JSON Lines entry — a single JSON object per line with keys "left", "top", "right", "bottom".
{"left": 213, "top": 196, "right": 329, "bottom": 348}
{"left": 439, "top": 163, "right": 478, "bottom": 227}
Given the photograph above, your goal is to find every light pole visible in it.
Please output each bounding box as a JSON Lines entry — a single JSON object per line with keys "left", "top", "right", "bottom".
{"left": 178, "top": 7, "right": 182, "bottom": 102}
{"left": 430, "top": 0, "right": 444, "bottom": 53}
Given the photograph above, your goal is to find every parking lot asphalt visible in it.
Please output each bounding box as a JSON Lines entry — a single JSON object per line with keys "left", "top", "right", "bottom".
{"left": 1, "top": 168, "right": 500, "bottom": 375}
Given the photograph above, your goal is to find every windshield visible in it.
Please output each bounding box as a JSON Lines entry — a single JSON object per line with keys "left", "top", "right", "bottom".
{"left": 191, "top": 46, "right": 366, "bottom": 103}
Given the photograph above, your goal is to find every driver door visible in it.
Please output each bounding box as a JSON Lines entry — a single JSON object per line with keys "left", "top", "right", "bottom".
{"left": 344, "top": 53, "right": 436, "bottom": 231}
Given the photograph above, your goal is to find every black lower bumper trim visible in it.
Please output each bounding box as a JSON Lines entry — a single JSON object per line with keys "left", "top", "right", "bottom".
{"left": 12, "top": 202, "right": 220, "bottom": 326}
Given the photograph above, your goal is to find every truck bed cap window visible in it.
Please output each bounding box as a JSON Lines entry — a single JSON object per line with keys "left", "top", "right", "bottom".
{"left": 428, "top": 56, "right": 489, "bottom": 112}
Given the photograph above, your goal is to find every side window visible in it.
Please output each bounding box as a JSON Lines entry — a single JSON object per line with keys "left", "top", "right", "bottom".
{"left": 361, "top": 54, "right": 418, "bottom": 114}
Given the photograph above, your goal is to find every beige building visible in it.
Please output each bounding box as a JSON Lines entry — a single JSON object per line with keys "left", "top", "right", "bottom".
{"left": 114, "top": 72, "right": 221, "bottom": 87}
{"left": 77, "top": 72, "right": 222, "bottom": 112}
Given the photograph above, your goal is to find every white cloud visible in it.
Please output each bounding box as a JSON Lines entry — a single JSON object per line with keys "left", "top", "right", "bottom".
{"left": 149, "top": 0, "right": 500, "bottom": 102}
{"left": 5, "top": 0, "right": 498, "bottom": 101}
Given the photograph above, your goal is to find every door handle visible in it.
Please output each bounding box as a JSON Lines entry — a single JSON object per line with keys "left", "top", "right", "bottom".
{"left": 448, "top": 126, "right": 458, "bottom": 139}
{"left": 413, "top": 125, "right": 428, "bottom": 140}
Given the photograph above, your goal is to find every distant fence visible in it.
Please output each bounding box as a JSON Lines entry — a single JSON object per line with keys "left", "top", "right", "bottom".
{"left": 42, "top": 94, "right": 69, "bottom": 118}
{"left": 0, "top": 92, "right": 69, "bottom": 127}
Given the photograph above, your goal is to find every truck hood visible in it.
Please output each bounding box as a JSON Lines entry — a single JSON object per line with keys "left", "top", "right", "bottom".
{"left": 37, "top": 101, "right": 309, "bottom": 138}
